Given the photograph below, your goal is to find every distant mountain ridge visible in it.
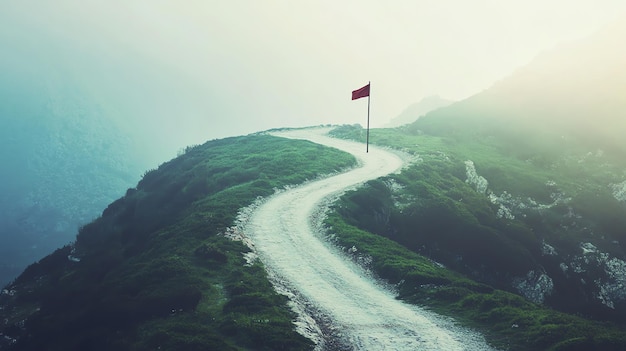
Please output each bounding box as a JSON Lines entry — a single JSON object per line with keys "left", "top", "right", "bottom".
{"left": 385, "top": 95, "right": 454, "bottom": 127}
{"left": 0, "top": 133, "right": 356, "bottom": 350}
{"left": 416, "top": 17, "right": 626, "bottom": 153}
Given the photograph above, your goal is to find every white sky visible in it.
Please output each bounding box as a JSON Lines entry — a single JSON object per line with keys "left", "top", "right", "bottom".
{"left": 2, "top": 0, "right": 625, "bottom": 159}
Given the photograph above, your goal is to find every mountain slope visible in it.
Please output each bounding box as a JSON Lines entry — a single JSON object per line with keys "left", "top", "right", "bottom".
{"left": 413, "top": 18, "right": 626, "bottom": 155}
{"left": 0, "top": 133, "right": 356, "bottom": 350}
{"left": 385, "top": 95, "right": 454, "bottom": 127}
{"left": 325, "top": 18, "right": 626, "bottom": 350}
{"left": 330, "top": 123, "right": 626, "bottom": 350}
{"left": 3, "top": 119, "right": 626, "bottom": 350}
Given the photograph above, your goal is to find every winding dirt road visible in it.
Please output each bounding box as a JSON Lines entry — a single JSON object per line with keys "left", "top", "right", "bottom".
{"left": 243, "top": 128, "right": 494, "bottom": 350}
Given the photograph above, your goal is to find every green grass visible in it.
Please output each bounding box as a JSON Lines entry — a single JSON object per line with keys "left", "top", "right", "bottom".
{"left": 329, "top": 124, "right": 626, "bottom": 350}
{"left": 1, "top": 133, "right": 356, "bottom": 351}
{"left": 325, "top": 210, "right": 626, "bottom": 350}
{"left": 4, "top": 121, "right": 626, "bottom": 350}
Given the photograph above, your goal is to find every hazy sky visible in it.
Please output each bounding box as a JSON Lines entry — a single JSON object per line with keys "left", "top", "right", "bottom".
{"left": 2, "top": 1, "right": 626, "bottom": 159}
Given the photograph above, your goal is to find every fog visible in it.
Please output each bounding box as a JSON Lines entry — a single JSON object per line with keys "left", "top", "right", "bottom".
{"left": 2, "top": 0, "right": 625, "bottom": 163}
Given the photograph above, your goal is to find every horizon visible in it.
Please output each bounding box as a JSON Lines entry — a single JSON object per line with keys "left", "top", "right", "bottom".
{"left": 2, "top": 1, "right": 625, "bottom": 163}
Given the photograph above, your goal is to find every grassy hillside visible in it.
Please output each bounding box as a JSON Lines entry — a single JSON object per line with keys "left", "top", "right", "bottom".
{"left": 325, "top": 26, "right": 626, "bottom": 343}
{"left": 328, "top": 118, "right": 626, "bottom": 350}
{"left": 0, "top": 132, "right": 356, "bottom": 351}
{"left": 326, "top": 29, "right": 626, "bottom": 347}
{"left": 2, "top": 120, "right": 624, "bottom": 350}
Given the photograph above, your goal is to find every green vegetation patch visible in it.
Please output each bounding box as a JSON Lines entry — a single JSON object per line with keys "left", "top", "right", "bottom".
{"left": 1, "top": 132, "right": 355, "bottom": 351}
{"left": 325, "top": 211, "right": 626, "bottom": 350}
{"left": 329, "top": 124, "right": 626, "bottom": 350}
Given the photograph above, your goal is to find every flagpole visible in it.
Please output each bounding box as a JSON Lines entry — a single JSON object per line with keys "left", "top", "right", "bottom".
{"left": 366, "top": 81, "right": 370, "bottom": 153}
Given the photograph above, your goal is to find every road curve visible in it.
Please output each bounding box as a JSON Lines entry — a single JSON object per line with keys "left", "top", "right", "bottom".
{"left": 243, "top": 127, "right": 494, "bottom": 351}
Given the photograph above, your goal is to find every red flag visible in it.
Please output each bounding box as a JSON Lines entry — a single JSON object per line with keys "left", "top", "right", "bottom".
{"left": 351, "top": 83, "right": 370, "bottom": 100}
